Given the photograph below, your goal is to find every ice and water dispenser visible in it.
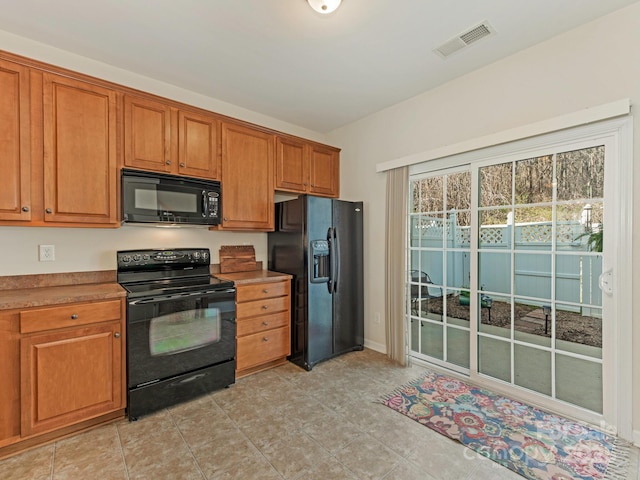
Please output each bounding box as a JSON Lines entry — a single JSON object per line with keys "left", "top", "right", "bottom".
{"left": 310, "top": 239, "right": 330, "bottom": 283}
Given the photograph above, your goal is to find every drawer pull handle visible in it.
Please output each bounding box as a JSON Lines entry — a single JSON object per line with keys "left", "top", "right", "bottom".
{"left": 263, "top": 321, "right": 269, "bottom": 326}
{"left": 263, "top": 337, "right": 269, "bottom": 342}
{"left": 262, "top": 305, "right": 268, "bottom": 310}
{"left": 263, "top": 289, "right": 269, "bottom": 294}
{"left": 71, "top": 314, "right": 79, "bottom": 319}
{"left": 114, "top": 332, "right": 121, "bottom": 338}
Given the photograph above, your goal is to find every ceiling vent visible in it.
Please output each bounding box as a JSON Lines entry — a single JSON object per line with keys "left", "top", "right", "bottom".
{"left": 434, "top": 21, "right": 495, "bottom": 58}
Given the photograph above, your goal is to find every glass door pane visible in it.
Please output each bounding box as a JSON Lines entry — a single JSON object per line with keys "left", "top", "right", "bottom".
{"left": 476, "top": 146, "right": 605, "bottom": 414}
{"left": 409, "top": 169, "right": 470, "bottom": 371}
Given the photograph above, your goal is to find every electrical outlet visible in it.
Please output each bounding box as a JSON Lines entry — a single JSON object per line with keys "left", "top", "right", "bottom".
{"left": 374, "top": 312, "right": 381, "bottom": 325}
{"left": 39, "top": 245, "right": 55, "bottom": 262}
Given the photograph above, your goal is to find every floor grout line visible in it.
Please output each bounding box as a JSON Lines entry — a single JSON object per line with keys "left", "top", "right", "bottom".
{"left": 166, "top": 408, "right": 207, "bottom": 480}
{"left": 114, "top": 422, "right": 131, "bottom": 480}
{"left": 49, "top": 442, "right": 56, "bottom": 480}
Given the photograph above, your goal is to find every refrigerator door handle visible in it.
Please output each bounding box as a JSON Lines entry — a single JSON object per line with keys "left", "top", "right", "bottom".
{"left": 327, "top": 227, "right": 335, "bottom": 294}
{"left": 333, "top": 227, "right": 340, "bottom": 294}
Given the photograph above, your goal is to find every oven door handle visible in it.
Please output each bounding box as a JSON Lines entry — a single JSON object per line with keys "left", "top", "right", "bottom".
{"left": 129, "top": 288, "right": 235, "bottom": 304}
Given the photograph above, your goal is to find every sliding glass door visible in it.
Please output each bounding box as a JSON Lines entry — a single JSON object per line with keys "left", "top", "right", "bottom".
{"left": 407, "top": 119, "right": 630, "bottom": 431}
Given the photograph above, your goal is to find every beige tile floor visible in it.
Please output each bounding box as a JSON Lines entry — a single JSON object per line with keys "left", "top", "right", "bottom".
{"left": 1, "top": 349, "right": 638, "bottom": 480}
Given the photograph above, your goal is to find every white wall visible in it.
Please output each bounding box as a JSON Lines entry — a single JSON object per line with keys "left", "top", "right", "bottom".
{"left": 0, "top": 226, "right": 267, "bottom": 276}
{"left": 330, "top": 2, "right": 640, "bottom": 431}
{"left": 0, "top": 29, "right": 331, "bottom": 275}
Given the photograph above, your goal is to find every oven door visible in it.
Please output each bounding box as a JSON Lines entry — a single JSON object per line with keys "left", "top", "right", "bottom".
{"left": 127, "top": 288, "right": 236, "bottom": 389}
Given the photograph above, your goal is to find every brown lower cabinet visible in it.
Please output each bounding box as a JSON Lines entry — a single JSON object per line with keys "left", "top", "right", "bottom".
{"left": 235, "top": 279, "right": 291, "bottom": 378}
{"left": 0, "top": 298, "right": 126, "bottom": 457}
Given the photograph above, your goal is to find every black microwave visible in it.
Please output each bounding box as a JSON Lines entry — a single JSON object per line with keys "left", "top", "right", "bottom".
{"left": 122, "top": 169, "right": 221, "bottom": 226}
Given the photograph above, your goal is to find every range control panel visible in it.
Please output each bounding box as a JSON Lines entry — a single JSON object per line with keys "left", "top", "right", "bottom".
{"left": 117, "top": 248, "right": 210, "bottom": 270}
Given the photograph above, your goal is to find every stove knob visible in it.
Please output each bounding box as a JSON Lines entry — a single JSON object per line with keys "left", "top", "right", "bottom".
{"left": 193, "top": 251, "right": 201, "bottom": 259}
{"left": 142, "top": 254, "right": 150, "bottom": 260}
{"left": 202, "top": 251, "right": 209, "bottom": 260}
{"left": 122, "top": 255, "right": 131, "bottom": 263}
{"left": 133, "top": 254, "right": 141, "bottom": 261}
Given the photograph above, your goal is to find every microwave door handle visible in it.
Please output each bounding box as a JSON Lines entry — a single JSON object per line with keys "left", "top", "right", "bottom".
{"left": 202, "top": 190, "right": 208, "bottom": 217}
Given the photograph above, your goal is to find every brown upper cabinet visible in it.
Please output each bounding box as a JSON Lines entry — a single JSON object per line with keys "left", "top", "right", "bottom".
{"left": 0, "top": 59, "right": 31, "bottom": 221}
{"left": 275, "top": 135, "right": 340, "bottom": 198}
{"left": 42, "top": 74, "right": 118, "bottom": 225}
{"left": 0, "top": 50, "right": 341, "bottom": 231}
{"left": 220, "top": 123, "right": 274, "bottom": 231}
{"left": 124, "top": 95, "right": 220, "bottom": 180}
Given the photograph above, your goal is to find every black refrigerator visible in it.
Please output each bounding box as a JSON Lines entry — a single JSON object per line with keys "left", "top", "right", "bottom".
{"left": 268, "top": 195, "right": 364, "bottom": 370}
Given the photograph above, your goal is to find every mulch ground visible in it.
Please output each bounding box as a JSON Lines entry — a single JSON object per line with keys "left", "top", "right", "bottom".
{"left": 419, "top": 295, "right": 602, "bottom": 348}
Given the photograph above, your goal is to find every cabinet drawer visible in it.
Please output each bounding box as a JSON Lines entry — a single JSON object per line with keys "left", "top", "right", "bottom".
{"left": 236, "top": 326, "right": 289, "bottom": 371}
{"left": 236, "top": 296, "right": 289, "bottom": 319}
{"left": 20, "top": 300, "right": 122, "bottom": 334}
{"left": 237, "top": 311, "right": 289, "bottom": 337}
{"left": 236, "top": 281, "right": 289, "bottom": 302}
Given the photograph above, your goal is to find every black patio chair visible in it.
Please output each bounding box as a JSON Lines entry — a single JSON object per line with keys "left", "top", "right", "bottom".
{"left": 409, "top": 270, "right": 442, "bottom": 316}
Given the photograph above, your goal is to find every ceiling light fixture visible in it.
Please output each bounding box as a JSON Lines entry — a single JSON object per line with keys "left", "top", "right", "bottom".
{"left": 307, "top": 0, "right": 342, "bottom": 14}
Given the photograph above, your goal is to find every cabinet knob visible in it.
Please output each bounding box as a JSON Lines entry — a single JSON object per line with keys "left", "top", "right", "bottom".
{"left": 45, "top": 208, "right": 52, "bottom": 214}
{"left": 262, "top": 305, "right": 269, "bottom": 310}
{"left": 179, "top": 162, "right": 185, "bottom": 167}
{"left": 263, "top": 289, "right": 269, "bottom": 294}
{"left": 311, "top": 184, "right": 315, "bottom": 187}
{"left": 114, "top": 332, "right": 121, "bottom": 338}
{"left": 71, "top": 314, "right": 78, "bottom": 319}
{"left": 166, "top": 160, "right": 171, "bottom": 165}
{"left": 263, "top": 321, "right": 269, "bottom": 326}
{"left": 303, "top": 182, "right": 307, "bottom": 186}
{"left": 223, "top": 217, "right": 228, "bottom": 221}
{"left": 263, "top": 337, "right": 269, "bottom": 342}
{"left": 21, "top": 206, "right": 29, "bottom": 212}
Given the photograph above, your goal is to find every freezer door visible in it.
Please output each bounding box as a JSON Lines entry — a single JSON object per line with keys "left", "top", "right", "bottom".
{"left": 332, "top": 200, "right": 364, "bottom": 354}
{"left": 306, "top": 195, "right": 333, "bottom": 366}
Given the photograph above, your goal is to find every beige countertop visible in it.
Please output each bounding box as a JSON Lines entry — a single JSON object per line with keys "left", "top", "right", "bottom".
{"left": 215, "top": 270, "right": 292, "bottom": 285}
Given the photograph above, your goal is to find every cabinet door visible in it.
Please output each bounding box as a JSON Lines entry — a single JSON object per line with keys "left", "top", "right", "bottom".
{"left": 124, "top": 95, "right": 172, "bottom": 173}
{"left": 220, "top": 123, "right": 274, "bottom": 230}
{"left": 21, "top": 322, "right": 123, "bottom": 436}
{"left": 43, "top": 74, "right": 118, "bottom": 224}
{"left": 309, "top": 145, "right": 339, "bottom": 197}
{"left": 178, "top": 110, "right": 220, "bottom": 179}
{"left": 0, "top": 59, "right": 31, "bottom": 221}
{"left": 275, "top": 136, "right": 307, "bottom": 193}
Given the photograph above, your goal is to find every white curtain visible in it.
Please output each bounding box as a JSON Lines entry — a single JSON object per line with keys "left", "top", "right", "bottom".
{"left": 385, "top": 167, "right": 408, "bottom": 365}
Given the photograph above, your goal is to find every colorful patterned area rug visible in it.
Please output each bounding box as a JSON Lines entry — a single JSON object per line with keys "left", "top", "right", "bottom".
{"left": 381, "top": 370, "right": 631, "bottom": 480}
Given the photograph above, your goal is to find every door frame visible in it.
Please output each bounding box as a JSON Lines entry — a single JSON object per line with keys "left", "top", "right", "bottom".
{"left": 408, "top": 116, "right": 633, "bottom": 439}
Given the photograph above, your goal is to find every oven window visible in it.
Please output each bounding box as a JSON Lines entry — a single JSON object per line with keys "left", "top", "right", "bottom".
{"left": 149, "top": 306, "right": 221, "bottom": 356}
